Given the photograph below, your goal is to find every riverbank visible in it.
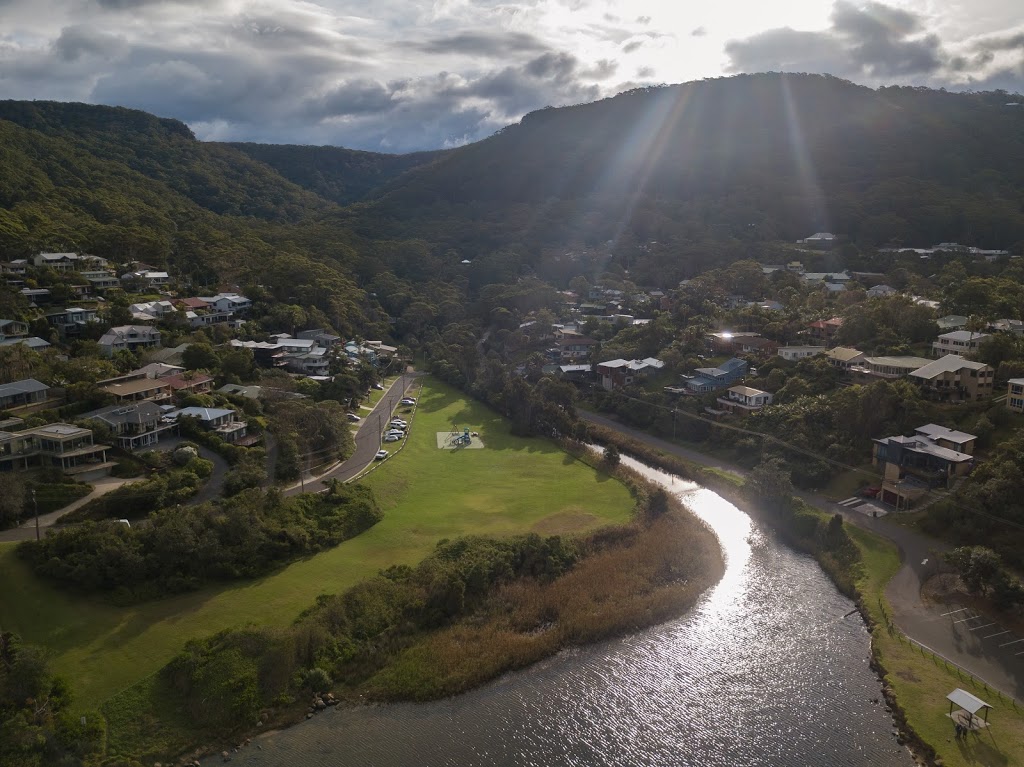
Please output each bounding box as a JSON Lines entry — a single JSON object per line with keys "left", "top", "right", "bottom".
{"left": 586, "top": 415, "right": 1024, "bottom": 767}
{"left": 164, "top": 454, "right": 724, "bottom": 764}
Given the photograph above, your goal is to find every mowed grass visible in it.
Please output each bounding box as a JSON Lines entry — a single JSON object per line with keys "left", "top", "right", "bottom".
{"left": 851, "top": 526, "right": 1024, "bottom": 767}
{"left": 0, "top": 378, "right": 632, "bottom": 709}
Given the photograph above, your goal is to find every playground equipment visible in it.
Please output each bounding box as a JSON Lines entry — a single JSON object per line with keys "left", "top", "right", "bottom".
{"left": 448, "top": 426, "right": 473, "bottom": 447}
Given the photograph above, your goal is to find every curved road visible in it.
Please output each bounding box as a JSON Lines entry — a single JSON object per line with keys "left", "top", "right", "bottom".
{"left": 283, "top": 371, "right": 421, "bottom": 496}
{"left": 581, "top": 410, "right": 1024, "bottom": 700}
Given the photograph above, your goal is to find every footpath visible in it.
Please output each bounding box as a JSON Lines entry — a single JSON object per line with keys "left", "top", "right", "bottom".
{"left": 580, "top": 410, "right": 1024, "bottom": 702}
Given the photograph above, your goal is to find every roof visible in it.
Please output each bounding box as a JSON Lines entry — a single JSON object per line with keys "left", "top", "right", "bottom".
{"left": 779, "top": 346, "right": 826, "bottom": 353}
{"left": 102, "top": 378, "right": 170, "bottom": 396}
{"left": 218, "top": 383, "right": 262, "bottom": 399}
{"left": 1008, "top": 378, "right": 1024, "bottom": 386}
{"left": 33, "top": 422, "right": 91, "bottom": 438}
{"left": 864, "top": 356, "right": 933, "bottom": 369}
{"left": 947, "top": 688, "right": 992, "bottom": 715}
{"left": 938, "top": 331, "right": 990, "bottom": 342}
{"left": 83, "top": 402, "right": 161, "bottom": 426}
{"left": 161, "top": 373, "right": 213, "bottom": 390}
{"left": 909, "top": 355, "right": 989, "bottom": 380}
{"left": 173, "top": 406, "right": 235, "bottom": 421}
{"left": 558, "top": 365, "right": 592, "bottom": 373}
{"left": 914, "top": 424, "right": 977, "bottom": 444}
{"left": 0, "top": 378, "right": 48, "bottom": 398}
{"left": 880, "top": 435, "right": 973, "bottom": 464}
{"left": 826, "top": 347, "right": 864, "bottom": 361}
{"left": 728, "top": 385, "right": 769, "bottom": 397}
{"left": 0, "top": 337, "right": 50, "bottom": 349}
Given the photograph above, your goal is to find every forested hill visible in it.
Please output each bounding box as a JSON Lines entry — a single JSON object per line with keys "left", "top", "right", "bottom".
{"left": 344, "top": 73, "right": 1024, "bottom": 270}
{"left": 225, "top": 142, "right": 445, "bottom": 205}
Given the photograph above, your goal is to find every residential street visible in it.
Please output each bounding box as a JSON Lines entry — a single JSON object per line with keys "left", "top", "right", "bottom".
{"left": 580, "top": 410, "right": 1024, "bottom": 701}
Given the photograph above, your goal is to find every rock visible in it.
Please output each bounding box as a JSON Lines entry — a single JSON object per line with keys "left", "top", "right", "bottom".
{"left": 315, "top": 699, "right": 326, "bottom": 710}
{"left": 306, "top": 712, "right": 313, "bottom": 719}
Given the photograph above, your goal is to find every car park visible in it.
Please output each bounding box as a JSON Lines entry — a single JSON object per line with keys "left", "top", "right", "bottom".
{"left": 374, "top": 449, "right": 389, "bottom": 460}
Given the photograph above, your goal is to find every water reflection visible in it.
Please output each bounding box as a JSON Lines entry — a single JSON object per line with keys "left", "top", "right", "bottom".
{"left": 207, "top": 455, "right": 913, "bottom": 767}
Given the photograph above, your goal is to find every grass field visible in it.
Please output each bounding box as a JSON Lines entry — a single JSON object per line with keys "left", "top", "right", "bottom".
{"left": 0, "top": 379, "right": 633, "bottom": 709}
{"left": 851, "top": 526, "right": 1024, "bottom": 767}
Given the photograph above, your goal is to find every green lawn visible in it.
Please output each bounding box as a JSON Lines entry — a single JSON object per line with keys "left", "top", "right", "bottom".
{"left": 0, "top": 378, "right": 633, "bottom": 709}
{"left": 851, "top": 526, "right": 1024, "bottom": 767}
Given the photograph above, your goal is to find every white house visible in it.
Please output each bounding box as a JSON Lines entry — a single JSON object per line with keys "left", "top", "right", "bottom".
{"left": 200, "top": 293, "right": 252, "bottom": 314}
{"left": 867, "top": 284, "right": 897, "bottom": 298}
{"left": 932, "top": 331, "right": 990, "bottom": 358}
{"left": 98, "top": 325, "right": 162, "bottom": 357}
{"left": 777, "top": 345, "right": 826, "bottom": 362}
{"left": 716, "top": 385, "right": 773, "bottom": 414}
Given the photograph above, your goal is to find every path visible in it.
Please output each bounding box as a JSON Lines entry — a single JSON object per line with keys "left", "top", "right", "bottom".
{"left": 148, "top": 436, "right": 231, "bottom": 506}
{"left": 580, "top": 411, "right": 1024, "bottom": 700}
{"left": 283, "top": 371, "right": 421, "bottom": 496}
{"left": 0, "top": 475, "right": 142, "bottom": 542}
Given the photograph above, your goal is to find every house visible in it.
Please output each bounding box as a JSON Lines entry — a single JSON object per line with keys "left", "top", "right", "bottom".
{"left": 824, "top": 347, "right": 865, "bottom": 370}
{"left": 170, "top": 406, "right": 248, "bottom": 443}
{"left": 32, "top": 252, "right": 80, "bottom": 271}
{"left": 596, "top": 358, "right": 665, "bottom": 390}
{"left": 867, "top": 284, "right": 897, "bottom": 298}
{"left": 0, "top": 422, "right": 112, "bottom": 478}
{"left": 932, "top": 331, "right": 990, "bottom": 358}
{"left": 161, "top": 372, "right": 214, "bottom": 396}
{"left": 908, "top": 356, "right": 994, "bottom": 402}
{"left": 121, "top": 270, "right": 170, "bottom": 287}
{"left": 81, "top": 270, "right": 120, "bottom": 291}
{"left": 1, "top": 260, "right": 28, "bottom": 276}
{"left": 129, "top": 300, "right": 176, "bottom": 322}
{"left": 707, "top": 331, "right": 763, "bottom": 355}
{"left": 0, "top": 379, "right": 50, "bottom": 411}
{"left": 147, "top": 343, "right": 190, "bottom": 365}
{"left": 297, "top": 328, "right": 342, "bottom": 348}
{"left": 45, "top": 307, "right": 97, "bottom": 337}
{"left": 0, "top": 337, "right": 51, "bottom": 350}
{"left": 682, "top": 358, "right": 748, "bottom": 393}
{"left": 20, "top": 288, "right": 51, "bottom": 305}
{"left": 798, "top": 232, "right": 838, "bottom": 248}
{"left": 850, "top": 356, "right": 933, "bottom": 382}
{"left": 0, "top": 319, "right": 29, "bottom": 339}
{"left": 175, "top": 297, "right": 211, "bottom": 312}
{"left": 98, "top": 325, "right": 162, "bottom": 357}
{"left": 872, "top": 425, "right": 977, "bottom": 508}
{"left": 936, "top": 315, "right": 969, "bottom": 331}
{"left": 989, "top": 318, "right": 1024, "bottom": 336}
{"left": 552, "top": 335, "right": 598, "bottom": 362}
{"left": 716, "top": 385, "right": 773, "bottom": 415}
{"left": 802, "top": 272, "right": 851, "bottom": 284}
{"left": 1006, "top": 378, "right": 1024, "bottom": 413}
{"left": 778, "top": 345, "right": 826, "bottom": 362}
{"left": 199, "top": 293, "right": 252, "bottom": 314}
{"left": 734, "top": 336, "right": 779, "bottom": 356}
{"left": 217, "top": 383, "right": 264, "bottom": 400}
{"left": 101, "top": 378, "right": 172, "bottom": 404}
{"left": 81, "top": 401, "right": 169, "bottom": 450}
{"left": 557, "top": 364, "right": 594, "bottom": 382}
{"left": 806, "top": 317, "right": 843, "bottom": 341}
{"left": 132, "top": 362, "right": 185, "bottom": 379}
{"left": 229, "top": 337, "right": 329, "bottom": 375}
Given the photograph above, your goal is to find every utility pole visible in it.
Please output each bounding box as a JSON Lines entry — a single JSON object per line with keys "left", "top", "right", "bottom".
{"left": 33, "top": 489, "right": 39, "bottom": 541}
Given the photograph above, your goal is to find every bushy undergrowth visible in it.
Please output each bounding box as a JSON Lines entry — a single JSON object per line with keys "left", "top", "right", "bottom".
{"left": 17, "top": 484, "right": 382, "bottom": 602}
{"left": 157, "top": 479, "right": 723, "bottom": 735}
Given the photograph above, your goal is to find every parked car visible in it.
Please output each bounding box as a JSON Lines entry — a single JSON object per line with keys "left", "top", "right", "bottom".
{"left": 400, "top": 397, "right": 416, "bottom": 405}
{"left": 383, "top": 434, "right": 401, "bottom": 443}
{"left": 347, "top": 413, "right": 361, "bottom": 422}
{"left": 374, "top": 450, "right": 389, "bottom": 460}
{"left": 390, "top": 422, "right": 407, "bottom": 430}
{"left": 373, "top": 383, "right": 384, "bottom": 390}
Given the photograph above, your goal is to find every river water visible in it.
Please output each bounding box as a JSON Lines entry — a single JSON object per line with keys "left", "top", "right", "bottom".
{"left": 208, "top": 456, "right": 914, "bottom": 767}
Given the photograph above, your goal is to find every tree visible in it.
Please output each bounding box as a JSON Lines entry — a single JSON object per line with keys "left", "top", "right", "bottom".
{"left": 750, "top": 456, "right": 793, "bottom": 512}
{"left": 182, "top": 343, "right": 220, "bottom": 372}
{"left": 945, "top": 546, "right": 1004, "bottom": 596}
{"left": 603, "top": 444, "right": 620, "bottom": 467}
{"left": 0, "top": 473, "right": 25, "bottom": 528}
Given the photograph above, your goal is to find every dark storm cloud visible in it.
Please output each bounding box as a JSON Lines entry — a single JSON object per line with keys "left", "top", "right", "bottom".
{"left": 303, "top": 80, "right": 396, "bottom": 118}
{"left": 725, "top": 0, "right": 946, "bottom": 79}
{"left": 971, "top": 32, "right": 1024, "bottom": 53}
{"left": 414, "top": 31, "right": 549, "bottom": 57}
{"left": 53, "top": 25, "right": 125, "bottom": 61}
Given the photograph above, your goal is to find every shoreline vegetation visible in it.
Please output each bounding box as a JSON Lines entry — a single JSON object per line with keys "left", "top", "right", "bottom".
{"left": 591, "top": 423, "right": 1024, "bottom": 767}
{"left": 114, "top": 448, "right": 724, "bottom": 764}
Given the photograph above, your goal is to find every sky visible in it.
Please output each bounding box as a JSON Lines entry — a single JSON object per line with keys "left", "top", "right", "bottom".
{"left": 0, "top": 0, "right": 1022, "bottom": 153}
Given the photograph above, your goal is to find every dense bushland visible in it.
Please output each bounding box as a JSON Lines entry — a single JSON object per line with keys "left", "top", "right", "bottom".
{"left": 17, "top": 484, "right": 382, "bottom": 602}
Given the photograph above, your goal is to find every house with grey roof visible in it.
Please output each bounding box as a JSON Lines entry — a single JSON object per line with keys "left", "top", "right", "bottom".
{"left": 0, "top": 379, "right": 49, "bottom": 411}
{"left": 81, "top": 401, "right": 169, "bottom": 450}
{"left": 168, "top": 406, "right": 248, "bottom": 442}
{"left": 932, "top": 331, "right": 990, "bottom": 358}
{"left": 98, "top": 325, "right": 162, "bottom": 357}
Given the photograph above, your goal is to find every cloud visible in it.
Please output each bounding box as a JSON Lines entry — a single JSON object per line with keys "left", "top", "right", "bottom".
{"left": 413, "top": 31, "right": 549, "bottom": 58}
{"left": 691, "top": 27, "right": 706, "bottom": 37}
{"left": 725, "top": 0, "right": 946, "bottom": 79}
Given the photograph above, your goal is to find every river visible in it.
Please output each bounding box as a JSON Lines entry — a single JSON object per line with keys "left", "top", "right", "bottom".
{"left": 207, "top": 455, "right": 914, "bottom": 766}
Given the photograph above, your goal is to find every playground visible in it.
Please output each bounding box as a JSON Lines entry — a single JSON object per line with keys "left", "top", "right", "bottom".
{"left": 436, "top": 425, "right": 485, "bottom": 449}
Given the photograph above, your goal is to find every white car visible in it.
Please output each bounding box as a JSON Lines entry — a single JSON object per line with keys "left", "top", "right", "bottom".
{"left": 374, "top": 450, "right": 389, "bottom": 460}
{"left": 383, "top": 434, "right": 401, "bottom": 443}
{"left": 400, "top": 398, "right": 416, "bottom": 406}
{"left": 346, "top": 413, "right": 361, "bottom": 422}
{"left": 373, "top": 383, "right": 384, "bottom": 390}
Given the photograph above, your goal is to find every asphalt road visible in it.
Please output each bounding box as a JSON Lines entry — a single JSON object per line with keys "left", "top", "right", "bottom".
{"left": 282, "top": 371, "right": 421, "bottom": 496}
{"left": 580, "top": 410, "right": 1024, "bottom": 700}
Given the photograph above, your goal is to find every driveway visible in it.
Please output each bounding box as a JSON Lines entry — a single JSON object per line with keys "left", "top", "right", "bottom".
{"left": 148, "top": 435, "right": 230, "bottom": 506}
{"left": 0, "top": 475, "right": 142, "bottom": 543}
{"left": 580, "top": 410, "right": 1024, "bottom": 699}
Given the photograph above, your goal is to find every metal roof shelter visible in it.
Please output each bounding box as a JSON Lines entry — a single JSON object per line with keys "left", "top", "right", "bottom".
{"left": 947, "top": 688, "right": 992, "bottom": 730}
